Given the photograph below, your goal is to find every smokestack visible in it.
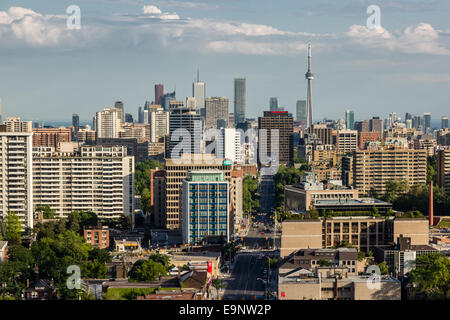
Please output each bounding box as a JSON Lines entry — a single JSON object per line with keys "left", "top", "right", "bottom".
{"left": 429, "top": 180, "right": 434, "bottom": 226}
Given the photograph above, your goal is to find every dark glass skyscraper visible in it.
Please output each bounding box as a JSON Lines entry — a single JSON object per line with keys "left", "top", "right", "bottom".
{"left": 423, "top": 112, "right": 431, "bottom": 133}
{"left": 270, "top": 97, "right": 278, "bottom": 111}
{"left": 72, "top": 114, "right": 79, "bottom": 140}
{"left": 234, "top": 78, "right": 246, "bottom": 127}
{"left": 162, "top": 91, "right": 176, "bottom": 111}
{"left": 442, "top": 116, "right": 448, "bottom": 129}
{"left": 296, "top": 100, "right": 306, "bottom": 126}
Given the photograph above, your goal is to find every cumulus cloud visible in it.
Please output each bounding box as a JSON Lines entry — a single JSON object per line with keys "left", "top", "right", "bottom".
{"left": 346, "top": 22, "right": 450, "bottom": 55}
{"left": 141, "top": 5, "right": 179, "bottom": 20}
{"left": 0, "top": 7, "right": 74, "bottom": 47}
{"left": 142, "top": 5, "right": 162, "bottom": 15}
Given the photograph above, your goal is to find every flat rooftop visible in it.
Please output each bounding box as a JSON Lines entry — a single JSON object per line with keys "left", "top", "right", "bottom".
{"left": 315, "top": 198, "right": 391, "bottom": 206}
{"left": 279, "top": 275, "right": 400, "bottom": 285}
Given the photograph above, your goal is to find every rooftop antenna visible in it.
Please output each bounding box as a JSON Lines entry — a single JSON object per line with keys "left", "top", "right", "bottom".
{"left": 197, "top": 68, "right": 200, "bottom": 82}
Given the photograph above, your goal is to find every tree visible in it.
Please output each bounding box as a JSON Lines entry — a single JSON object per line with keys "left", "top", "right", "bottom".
{"left": 367, "top": 186, "right": 380, "bottom": 199}
{"left": 427, "top": 155, "right": 437, "bottom": 184}
{"left": 135, "top": 160, "right": 164, "bottom": 196}
{"left": 67, "top": 211, "right": 98, "bottom": 234}
{"left": 4, "top": 212, "right": 22, "bottom": 245}
{"left": 140, "top": 188, "right": 151, "bottom": 215}
{"left": 273, "top": 165, "right": 305, "bottom": 208}
{"left": 211, "top": 278, "right": 227, "bottom": 291}
{"left": 409, "top": 253, "right": 450, "bottom": 299}
{"left": 332, "top": 241, "right": 354, "bottom": 249}
{"left": 383, "top": 180, "right": 408, "bottom": 203}
{"left": 35, "top": 205, "right": 56, "bottom": 219}
{"left": 129, "top": 259, "right": 167, "bottom": 282}
{"left": 148, "top": 253, "right": 172, "bottom": 271}
{"left": 378, "top": 261, "right": 389, "bottom": 275}
{"left": 243, "top": 175, "right": 260, "bottom": 214}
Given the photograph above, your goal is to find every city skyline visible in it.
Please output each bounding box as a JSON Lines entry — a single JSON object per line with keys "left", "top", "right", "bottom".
{"left": 0, "top": 1, "right": 450, "bottom": 122}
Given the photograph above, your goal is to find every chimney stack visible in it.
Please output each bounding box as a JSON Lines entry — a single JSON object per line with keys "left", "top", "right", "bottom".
{"left": 429, "top": 180, "right": 434, "bottom": 226}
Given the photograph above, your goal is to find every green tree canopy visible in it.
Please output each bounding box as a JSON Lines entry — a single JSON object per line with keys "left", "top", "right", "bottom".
{"left": 4, "top": 212, "right": 22, "bottom": 245}
{"left": 129, "top": 259, "right": 167, "bottom": 282}
{"left": 409, "top": 253, "right": 450, "bottom": 299}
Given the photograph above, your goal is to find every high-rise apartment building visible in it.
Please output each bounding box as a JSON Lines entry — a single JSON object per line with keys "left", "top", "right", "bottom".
{"left": 345, "top": 110, "right": 355, "bottom": 130}
{"left": 182, "top": 171, "right": 230, "bottom": 244}
{"left": 147, "top": 105, "right": 169, "bottom": 143}
{"left": 164, "top": 155, "right": 232, "bottom": 229}
{"left": 358, "top": 131, "right": 380, "bottom": 150}
{"left": 258, "top": 111, "right": 294, "bottom": 165}
{"left": 219, "top": 128, "right": 242, "bottom": 163}
{"left": 308, "top": 124, "right": 333, "bottom": 145}
{"left": 32, "top": 128, "right": 72, "bottom": 148}
{"left": 0, "top": 132, "right": 34, "bottom": 228}
{"left": 94, "top": 108, "right": 122, "bottom": 139}
{"left": 234, "top": 78, "right": 246, "bottom": 127}
{"left": 5, "top": 117, "right": 32, "bottom": 133}
{"left": 296, "top": 100, "right": 307, "bottom": 127}
{"left": 437, "top": 149, "right": 450, "bottom": 196}
{"left": 155, "top": 84, "right": 164, "bottom": 106}
{"left": 352, "top": 149, "right": 427, "bottom": 195}
{"left": 336, "top": 129, "right": 358, "bottom": 152}
{"left": 205, "top": 97, "right": 229, "bottom": 130}
{"left": 33, "top": 145, "right": 134, "bottom": 218}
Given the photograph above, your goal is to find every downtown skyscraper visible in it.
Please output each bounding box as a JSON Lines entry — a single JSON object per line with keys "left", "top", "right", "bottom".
{"left": 193, "top": 71, "right": 205, "bottom": 114}
{"left": 345, "top": 110, "right": 355, "bottom": 130}
{"left": 296, "top": 100, "right": 307, "bottom": 127}
{"left": 305, "top": 43, "right": 314, "bottom": 129}
{"left": 234, "top": 78, "right": 246, "bottom": 127}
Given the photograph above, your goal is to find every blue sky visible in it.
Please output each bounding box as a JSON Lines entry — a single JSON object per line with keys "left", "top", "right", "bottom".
{"left": 0, "top": 0, "right": 449, "bottom": 123}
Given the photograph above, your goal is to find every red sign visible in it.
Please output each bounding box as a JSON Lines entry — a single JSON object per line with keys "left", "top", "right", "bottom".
{"left": 207, "top": 261, "right": 212, "bottom": 274}
{"left": 281, "top": 292, "right": 285, "bottom": 297}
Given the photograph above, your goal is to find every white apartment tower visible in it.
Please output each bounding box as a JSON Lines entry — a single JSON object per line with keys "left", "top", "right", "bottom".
{"left": 5, "top": 117, "right": 32, "bottom": 133}
{"left": 148, "top": 105, "right": 170, "bottom": 143}
{"left": 33, "top": 145, "right": 134, "bottom": 218}
{"left": 0, "top": 132, "right": 34, "bottom": 228}
{"left": 220, "top": 128, "right": 243, "bottom": 163}
{"left": 94, "top": 108, "right": 122, "bottom": 139}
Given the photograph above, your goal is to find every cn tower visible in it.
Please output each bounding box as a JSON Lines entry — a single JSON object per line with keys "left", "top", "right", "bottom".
{"left": 305, "top": 43, "right": 314, "bottom": 129}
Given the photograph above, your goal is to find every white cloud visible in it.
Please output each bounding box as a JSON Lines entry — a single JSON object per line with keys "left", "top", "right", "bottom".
{"left": 205, "top": 40, "right": 309, "bottom": 56}
{"left": 346, "top": 23, "right": 450, "bottom": 55}
{"left": 142, "top": 5, "right": 162, "bottom": 15}
{"left": 0, "top": 7, "right": 67, "bottom": 46}
{"left": 141, "top": 5, "right": 179, "bottom": 20}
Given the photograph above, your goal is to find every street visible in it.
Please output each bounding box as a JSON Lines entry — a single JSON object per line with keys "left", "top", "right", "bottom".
{"left": 221, "top": 210, "right": 280, "bottom": 300}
